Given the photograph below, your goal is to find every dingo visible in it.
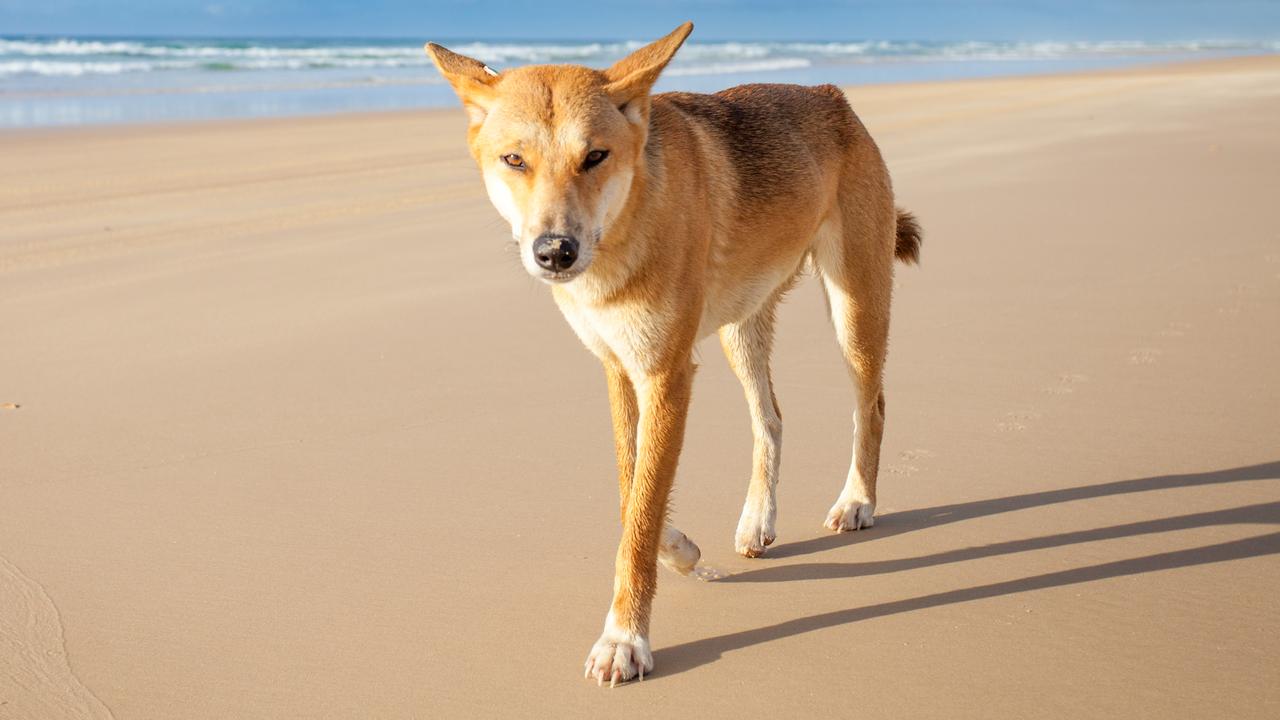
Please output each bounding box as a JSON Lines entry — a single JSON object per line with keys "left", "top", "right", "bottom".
{"left": 426, "top": 22, "right": 921, "bottom": 686}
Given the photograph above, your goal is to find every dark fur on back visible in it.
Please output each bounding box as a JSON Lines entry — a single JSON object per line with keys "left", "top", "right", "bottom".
{"left": 894, "top": 209, "right": 922, "bottom": 264}
{"left": 654, "top": 84, "right": 859, "bottom": 205}
{"left": 652, "top": 82, "right": 922, "bottom": 265}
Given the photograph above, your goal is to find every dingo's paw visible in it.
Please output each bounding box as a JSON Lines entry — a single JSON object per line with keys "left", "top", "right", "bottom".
{"left": 734, "top": 506, "right": 776, "bottom": 557}
{"left": 824, "top": 499, "right": 875, "bottom": 532}
{"left": 658, "top": 526, "right": 701, "bottom": 575}
{"left": 583, "top": 625, "right": 653, "bottom": 687}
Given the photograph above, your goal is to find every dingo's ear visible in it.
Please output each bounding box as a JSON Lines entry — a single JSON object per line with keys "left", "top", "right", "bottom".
{"left": 603, "top": 22, "right": 693, "bottom": 122}
{"left": 425, "top": 42, "right": 500, "bottom": 126}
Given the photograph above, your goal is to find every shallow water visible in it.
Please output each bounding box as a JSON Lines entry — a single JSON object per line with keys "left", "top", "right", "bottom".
{"left": 2, "top": 36, "right": 1275, "bottom": 127}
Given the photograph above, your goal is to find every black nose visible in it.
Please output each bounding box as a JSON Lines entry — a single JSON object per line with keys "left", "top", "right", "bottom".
{"left": 532, "top": 234, "right": 579, "bottom": 272}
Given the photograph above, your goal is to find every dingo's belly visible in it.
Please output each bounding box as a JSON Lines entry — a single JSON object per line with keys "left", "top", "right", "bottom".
{"left": 696, "top": 218, "right": 836, "bottom": 337}
{"left": 697, "top": 260, "right": 801, "bottom": 338}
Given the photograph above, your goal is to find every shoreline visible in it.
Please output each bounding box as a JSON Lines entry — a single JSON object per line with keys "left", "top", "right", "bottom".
{"left": 2, "top": 51, "right": 1276, "bottom": 132}
{"left": 0, "top": 51, "right": 1271, "bottom": 141}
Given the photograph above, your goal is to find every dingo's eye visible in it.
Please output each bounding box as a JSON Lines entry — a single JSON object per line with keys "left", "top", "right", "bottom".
{"left": 583, "top": 150, "right": 609, "bottom": 170}
{"left": 501, "top": 154, "right": 525, "bottom": 169}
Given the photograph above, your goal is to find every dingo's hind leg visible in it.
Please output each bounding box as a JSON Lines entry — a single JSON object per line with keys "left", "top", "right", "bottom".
{"left": 813, "top": 205, "right": 895, "bottom": 532}
{"left": 720, "top": 296, "right": 784, "bottom": 557}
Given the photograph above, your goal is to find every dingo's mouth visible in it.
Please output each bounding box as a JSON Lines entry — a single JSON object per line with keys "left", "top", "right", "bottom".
{"left": 536, "top": 268, "right": 585, "bottom": 284}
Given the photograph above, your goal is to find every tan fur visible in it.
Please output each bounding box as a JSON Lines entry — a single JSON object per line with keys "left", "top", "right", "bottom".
{"left": 426, "top": 21, "right": 920, "bottom": 686}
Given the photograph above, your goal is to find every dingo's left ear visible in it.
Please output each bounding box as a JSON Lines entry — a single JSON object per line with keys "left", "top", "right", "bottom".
{"left": 603, "top": 22, "right": 693, "bottom": 122}
{"left": 425, "top": 42, "right": 500, "bottom": 126}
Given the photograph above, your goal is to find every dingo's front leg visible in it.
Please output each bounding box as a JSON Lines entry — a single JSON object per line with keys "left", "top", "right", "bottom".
{"left": 605, "top": 362, "right": 701, "bottom": 576}
{"left": 584, "top": 364, "right": 693, "bottom": 686}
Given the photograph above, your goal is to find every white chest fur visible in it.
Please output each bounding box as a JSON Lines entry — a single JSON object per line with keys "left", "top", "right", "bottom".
{"left": 552, "top": 254, "right": 801, "bottom": 375}
{"left": 552, "top": 290, "right": 683, "bottom": 379}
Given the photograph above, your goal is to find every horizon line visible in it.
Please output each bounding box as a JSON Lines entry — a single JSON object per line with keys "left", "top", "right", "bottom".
{"left": 4, "top": 32, "right": 1278, "bottom": 44}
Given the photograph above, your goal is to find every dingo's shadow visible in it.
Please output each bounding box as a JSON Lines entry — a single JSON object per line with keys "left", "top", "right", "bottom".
{"left": 762, "top": 461, "right": 1280, "bottom": 561}
{"left": 654, "top": 461, "right": 1280, "bottom": 677}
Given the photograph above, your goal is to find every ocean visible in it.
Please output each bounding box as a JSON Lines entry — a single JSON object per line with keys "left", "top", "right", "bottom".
{"left": 2, "top": 36, "right": 1276, "bottom": 127}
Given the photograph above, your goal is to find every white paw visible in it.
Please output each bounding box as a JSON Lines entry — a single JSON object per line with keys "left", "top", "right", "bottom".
{"left": 734, "top": 504, "right": 776, "bottom": 558}
{"left": 824, "top": 498, "right": 875, "bottom": 532}
{"left": 583, "top": 616, "right": 653, "bottom": 687}
{"left": 658, "top": 526, "right": 701, "bottom": 575}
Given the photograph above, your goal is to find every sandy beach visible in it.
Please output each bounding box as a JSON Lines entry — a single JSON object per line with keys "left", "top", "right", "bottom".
{"left": 2, "top": 55, "right": 1278, "bottom": 718}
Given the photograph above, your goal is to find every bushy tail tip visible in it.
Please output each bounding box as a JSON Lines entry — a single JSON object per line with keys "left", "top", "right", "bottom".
{"left": 895, "top": 208, "right": 922, "bottom": 265}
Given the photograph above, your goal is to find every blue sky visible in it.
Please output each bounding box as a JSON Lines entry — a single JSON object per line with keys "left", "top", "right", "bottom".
{"left": 3, "top": 0, "right": 1280, "bottom": 40}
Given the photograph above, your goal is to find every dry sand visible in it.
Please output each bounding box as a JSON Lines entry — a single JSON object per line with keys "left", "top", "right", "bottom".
{"left": 1, "top": 56, "right": 1278, "bottom": 718}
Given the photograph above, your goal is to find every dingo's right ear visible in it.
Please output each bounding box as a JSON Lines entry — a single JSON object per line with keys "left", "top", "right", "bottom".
{"left": 425, "top": 43, "right": 499, "bottom": 126}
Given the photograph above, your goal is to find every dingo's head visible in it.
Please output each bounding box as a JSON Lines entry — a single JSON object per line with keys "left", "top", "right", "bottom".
{"left": 426, "top": 23, "right": 692, "bottom": 283}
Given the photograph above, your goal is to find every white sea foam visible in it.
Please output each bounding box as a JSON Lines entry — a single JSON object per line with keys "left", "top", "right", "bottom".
{"left": 1, "top": 36, "right": 1275, "bottom": 79}
{"left": 0, "top": 59, "right": 178, "bottom": 76}
{"left": 664, "top": 58, "right": 812, "bottom": 76}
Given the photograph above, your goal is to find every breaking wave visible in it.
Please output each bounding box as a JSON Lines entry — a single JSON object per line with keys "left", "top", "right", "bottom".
{"left": 3, "top": 36, "right": 1276, "bottom": 78}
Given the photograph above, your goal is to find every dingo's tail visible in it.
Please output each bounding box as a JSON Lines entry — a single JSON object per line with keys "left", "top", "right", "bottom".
{"left": 895, "top": 209, "right": 922, "bottom": 265}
